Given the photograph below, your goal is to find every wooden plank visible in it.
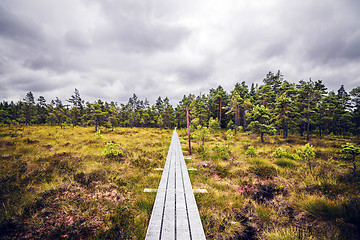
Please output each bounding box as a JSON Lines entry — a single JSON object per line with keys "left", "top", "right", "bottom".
{"left": 145, "top": 130, "right": 206, "bottom": 240}
{"left": 161, "top": 150, "right": 176, "bottom": 239}
{"left": 176, "top": 151, "right": 191, "bottom": 239}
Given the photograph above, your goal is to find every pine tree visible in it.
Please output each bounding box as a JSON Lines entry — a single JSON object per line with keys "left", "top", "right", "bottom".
{"left": 350, "top": 86, "right": 360, "bottom": 135}
{"left": 234, "top": 81, "right": 250, "bottom": 130}
{"left": 209, "top": 86, "right": 228, "bottom": 127}
{"left": 36, "top": 96, "right": 48, "bottom": 124}
{"left": 274, "top": 81, "right": 298, "bottom": 138}
{"left": 163, "top": 97, "right": 173, "bottom": 128}
{"left": 23, "top": 92, "right": 35, "bottom": 125}
{"left": 190, "top": 95, "right": 209, "bottom": 126}
{"left": 225, "top": 90, "right": 241, "bottom": 134}
{"left": 296, "top": 79, "right": 317, "bottom": 140}
{"left": 341, "top": 143, "right": 360, "bottom": 175}
{"left": 313, "top": 81, "right": 327, "bottom": 136}
{"left": 67, "top": 88, "right": 84, "bottom": 109}
{"left": 108, "top": 105, "right": 118, "bottom": 130}
{"left": 247, "top": 105, "right": 276, "bottom": 143}
{"left": 90, "top": 101, "right": 106, "bottom": 132}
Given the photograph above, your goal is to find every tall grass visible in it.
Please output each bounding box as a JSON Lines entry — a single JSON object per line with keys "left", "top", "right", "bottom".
{"left": 261, "top": 227, "right": 315, "bottom": 240}
{"left": 297, "top": 195, "right": 343, "bottom": 221}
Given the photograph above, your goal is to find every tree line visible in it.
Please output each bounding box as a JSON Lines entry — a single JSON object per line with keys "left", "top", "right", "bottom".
{"left": 1, "top": 70, "right": 359, "bottom": 140}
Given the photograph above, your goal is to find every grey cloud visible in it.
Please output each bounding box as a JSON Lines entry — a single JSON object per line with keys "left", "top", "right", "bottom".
{"left": 65, "top": 30, "right": 91, "bottom": 50}
{"left": 1, "top": 0, "right": 360, "bottom": 104}
{"left": 23, "top": 55, "right": 70, "bottom": 73}
{"left": 0, "top": 5, "right": 43, "bottom": 46}
{"left": 176, "top": 61, "right": 214, "bottom": 84}
{"left": 7, "top": 75, "right": 62, "bottom": 92}
{"left": 97, "top": 1, "right": 190, "bottom": 54}
{"left": 340, "top": 31, "right": 360, "bottom": 60}
{"left": 278, "top": 1, "right": 360, "bottom": 64}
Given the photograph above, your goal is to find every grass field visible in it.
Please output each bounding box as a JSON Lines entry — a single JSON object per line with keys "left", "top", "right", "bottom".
{"left": 0, "top": 126, "right": 359, "bottom": 239}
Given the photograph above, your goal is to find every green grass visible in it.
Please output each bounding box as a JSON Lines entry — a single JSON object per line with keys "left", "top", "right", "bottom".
{"left": 298, "top": 195, "right": 343, "bottom": 221}
{"left": 274, "top": 158, "right": 296, "bottom": 168}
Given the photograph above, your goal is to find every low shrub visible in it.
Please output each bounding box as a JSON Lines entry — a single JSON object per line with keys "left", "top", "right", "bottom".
{"left": 271, "top": 147, "right": 285, "bottom": 158}
{"left": 272, "top": 147, "right": 297, "bottom": 160}
{"left": 245, "top": 145, "right": 258, "bottom": 157}
{"left": 102, "top": 142, "right": 124, "bottom": 158}
{"left": 212, "top": 143, "right": 230, "bottom": 160}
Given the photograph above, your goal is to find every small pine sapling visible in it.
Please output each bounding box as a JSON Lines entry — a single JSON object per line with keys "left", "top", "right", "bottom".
{"left": 245, "top": 145, "right": 258, "bottom": 157}
{"left": 194, "top": 125, "right": 210, "bottom": 152}
{"left": 208, "top": 117, "right": 220, "bottom": 133}
{"left": 296, "top": 143, "right": 316, "bottom": 173}
{"left": 341, "top": 143, "right": 360, "bottom": 176}
{"left": 103, "top": 142, "right": 124, "bottom": 158}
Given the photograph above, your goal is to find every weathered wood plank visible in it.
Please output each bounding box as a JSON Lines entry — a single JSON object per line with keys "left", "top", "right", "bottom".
{"left": 145, "top": 129, "right": 206, "bottom": 240}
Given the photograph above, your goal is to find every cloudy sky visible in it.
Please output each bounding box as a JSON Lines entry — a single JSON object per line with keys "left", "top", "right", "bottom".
{"left": 1, "top": 0, "right": 360, "bottom": 105}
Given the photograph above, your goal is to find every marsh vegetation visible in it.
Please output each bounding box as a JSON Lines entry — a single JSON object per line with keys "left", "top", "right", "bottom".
{"left": 0, "top": 125, "right": 359, "bottom": 239}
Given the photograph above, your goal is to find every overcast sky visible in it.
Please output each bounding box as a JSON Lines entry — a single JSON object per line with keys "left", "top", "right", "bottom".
{"left": 1, "top": 0, "right": 360, "bottom": 105}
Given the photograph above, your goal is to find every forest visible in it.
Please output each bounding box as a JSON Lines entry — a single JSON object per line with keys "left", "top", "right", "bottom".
{"left": 1, "top": 70, "right": 360, "bottom": 138}
{"left": 1, "top": 71, "right": 360, "bottom": 239}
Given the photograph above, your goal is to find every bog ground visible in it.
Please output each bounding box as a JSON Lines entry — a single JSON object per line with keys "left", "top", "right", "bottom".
{"left": 0, "top": 126, "right": 359, "bottom": 239}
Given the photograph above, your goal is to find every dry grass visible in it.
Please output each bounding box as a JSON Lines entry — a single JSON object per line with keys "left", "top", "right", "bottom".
{"left": 181, "top": 129, "right": 360, "bottom": 239}
{"left": 1, "top": 126, "right": 359, "bottom": 239}
{"left": 0, "top": 126, "right": 171, "bottom": 239}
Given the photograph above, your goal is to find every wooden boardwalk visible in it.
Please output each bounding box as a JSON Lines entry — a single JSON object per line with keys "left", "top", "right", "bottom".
{"left": 145, "top": 129, "right": 206, "bottom": 240}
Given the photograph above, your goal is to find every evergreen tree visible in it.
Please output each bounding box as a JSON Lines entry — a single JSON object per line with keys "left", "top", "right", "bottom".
{"left": 225, "top": 90, "right": 241, "bottom": 134}
{"left": 163, "top": 97, "right": 173, "bottom": 128}
{"left": 190, "top": 94, "right": 209, "bottom": 126}
{"left": 175, "top": 94, "right": 195, "bottom": 128}
{"left": 22, "top": 92, "right": 35, "bottom": 125}
{"left": 67, "top": 88, "right": 84, "bottom": 109}
{"left": 209, "top": 86, "right": 228, "bottom": 128}
{"left": 89, "top": 101, "right": 106, "bottom": 132}
{"left": 274, "top": 81, "right": 298, "bottom": 138}
{"left": 296, "top": 79, "right": 317, "bottom": 140}
{"left": 341, "top": 143, "right": 360, "bottom": 175}
{"left": 336, "top": 85, "right": 352, "bottom": 134}
{"left": 36, "top": 96, "right": 48, "bottom": 125}
{"left": 247, "top": 105, "right": 276, "bottom": 143}
{"left": 234, "top": 81, "right": 250, "bottom": 130}
{"left": 313, "top": 80, "right": 327, "bottom": 136}
{"left": 24, "top": 92, "right": 35, "bottom": 105}
{"left": 350, "top": 86, "right": 360, "bottom": 135}
{"left": 108, "top": 105, "right": 118, "bottom": 130}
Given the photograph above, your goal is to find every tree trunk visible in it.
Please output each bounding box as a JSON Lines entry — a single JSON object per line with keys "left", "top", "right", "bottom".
{"left": 202, "top": 136, "right": 205, "bottom": 152}
{"left": 219, "top": 100, "right": 222, "bottom": 124}
{"left": 261, "top": 132, "right": 264, "bottom": 143}
{"left": 242, "top": 108, "right": 246, "bottom": 131}
{"left": 186, "top": 107, "right": 191, "bottom": 155}
{"left": 307, "top": 96, "right": 310, "bottom": 141}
